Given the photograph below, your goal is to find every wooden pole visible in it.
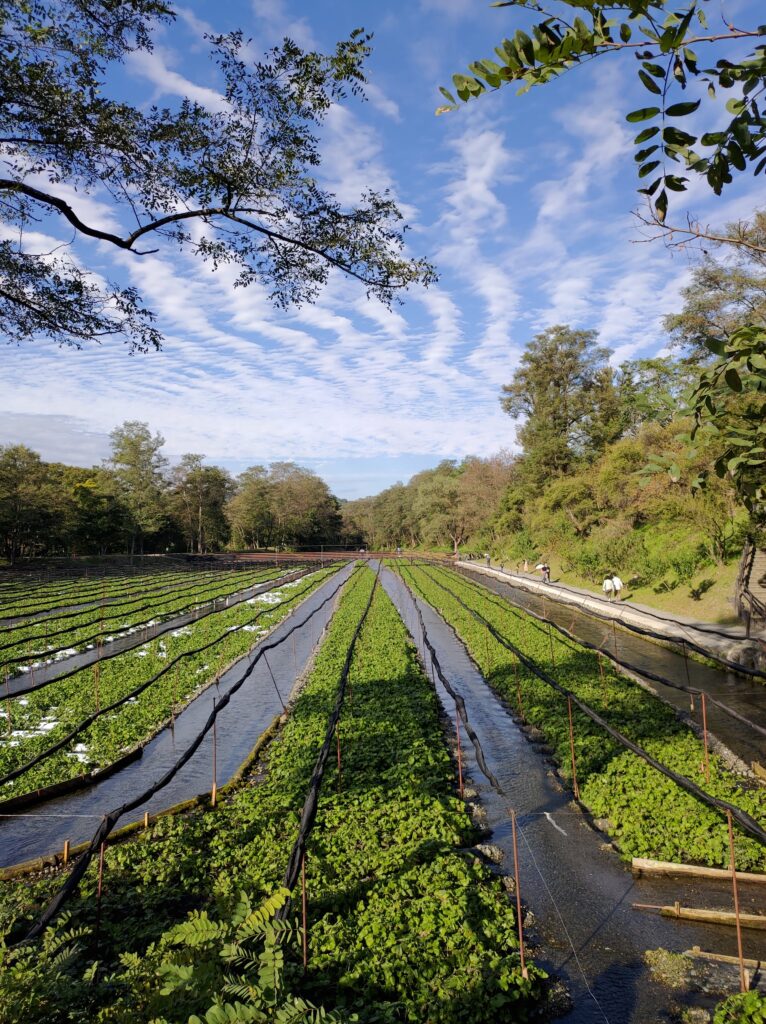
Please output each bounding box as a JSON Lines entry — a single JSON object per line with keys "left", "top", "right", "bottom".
{"left": 301, "top": 850, "right": 309, "bottom": 971}
{"left": 143, "top": 811, "right": 149, "bottom": 829}
{"left": 567, "top": 697, "right": 580, "bottom": 799}
{"left": 63, "top": 839, "right": 70, "bottom": 866}
{"left": 727, "top": 810, "right": 748, "bottom": 992}
{"left": 455, "top": 704, "right": 464, "bottom": 799}
{"left": 547, "top": 623, "right": 555, "bottom": 667}
{"left": 211, "top": 698, "right": 217, "bottom": 808}
{"left": 701, "top": 693, "right": 711, "bottom": 782}
{"left": 511, "top": 810, "right": 528, "bottom": 979}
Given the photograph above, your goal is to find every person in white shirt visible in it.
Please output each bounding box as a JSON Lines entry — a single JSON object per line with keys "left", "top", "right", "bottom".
{"left": 603, "top": 574, "right": 623, "bottom": 601}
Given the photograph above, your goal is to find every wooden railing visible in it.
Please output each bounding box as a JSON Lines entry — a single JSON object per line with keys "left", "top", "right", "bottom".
{"left": 735, "top": 539, "right": 766, "bottom": 635}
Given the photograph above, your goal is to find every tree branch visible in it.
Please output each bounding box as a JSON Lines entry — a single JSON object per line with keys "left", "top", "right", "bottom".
{"left": 633, "top": 208, "right": 766, "bottom": 257}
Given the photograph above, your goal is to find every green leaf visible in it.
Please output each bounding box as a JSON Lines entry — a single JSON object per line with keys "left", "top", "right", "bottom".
{"left": 634, "top": 126, "right": 660, "bottom": 144}
{"left": 665, "top": 100, "right": 701, "bottom": 117}
{"left": 724, "top": 368, "right": 743, "bottom": 392}
{"left": 627, "top": 107, "right": 660, "bottom": 123}
{"left": 620, "top": 23, "right": 632, "bottom": 42}
{"left": 704, "top": 337, "right": 727, "bottom": 357}
{"left": 638, "top": 159, "right": 661, "bottom": 178}
{"left": 638, "top": 70, "right": 662, "bottom": 94}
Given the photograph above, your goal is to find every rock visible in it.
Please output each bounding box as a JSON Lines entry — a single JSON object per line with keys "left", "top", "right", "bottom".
{"left": 475, "top": 843, "right": 504, "bottom": 864}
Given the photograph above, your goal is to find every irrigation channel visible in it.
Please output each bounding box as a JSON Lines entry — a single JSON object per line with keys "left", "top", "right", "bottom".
{"left": 3, "top": 564, "right": 319, "bottom": 697}
{"left": 377, "top": 563, "right": 766, "bottom": 1023}
{"left": 453, "top": 562, "right": 766, "bottom": 771}
{"left": 0, "top": 562, "right": 354, "bottom": 868}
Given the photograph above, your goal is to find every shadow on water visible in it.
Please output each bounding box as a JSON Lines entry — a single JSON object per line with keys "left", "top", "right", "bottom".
{"left": 376, "top": 564, "right": 766, "bottom": 1024}
{"left": 0, "top": 564, "right": 354, "bottom": 868}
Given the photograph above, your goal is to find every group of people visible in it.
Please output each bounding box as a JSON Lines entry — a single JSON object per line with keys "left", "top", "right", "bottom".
{"left": 472, "top": 552, "right": 625, "bottom": 601}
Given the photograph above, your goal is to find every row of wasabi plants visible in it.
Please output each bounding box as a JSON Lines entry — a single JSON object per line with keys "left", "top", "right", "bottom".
{"left": 1, "top": 566, "right": 292, "bottom": 675}
{"left": 0, "top": 565, "right": 228, "bottom": 617}
{"left": 0, "top": 568, "right": 338, "bottom": 795}
{"left": 397, "top": 562, "right": 766, "bottom": 872}
{"left": 0, "top": 565, "right": 544, "bottom": 1023}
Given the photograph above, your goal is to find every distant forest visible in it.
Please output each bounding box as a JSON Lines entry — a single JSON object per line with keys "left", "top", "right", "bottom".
{"left": 2, "top": 209, "right": 763, "bottom": 578}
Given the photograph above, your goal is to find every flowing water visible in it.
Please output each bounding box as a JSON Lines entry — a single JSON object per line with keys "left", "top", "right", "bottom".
{"left": 0, "top": 563, "right": 354, "bottom": 867}
{"left": 379, "top": 565, "right": 766, "bottom": 1023}
{"left": 453, "top": 564, "right": 766, "bottom": 770}
{"left": 5, "top": 566, "right": 317, "bottom": 696}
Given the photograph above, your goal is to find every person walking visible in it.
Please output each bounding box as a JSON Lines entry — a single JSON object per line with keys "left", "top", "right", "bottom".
{"left": 611, "top": 572, "right": 624, "bottom": 601}
{"left": 602, "top": 575, "right": 615, "bottom": 600}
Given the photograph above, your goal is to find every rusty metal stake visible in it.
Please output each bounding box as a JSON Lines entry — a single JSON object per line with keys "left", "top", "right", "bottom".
{"left": 4, "top": 669, "right": 11, "bottom": 736}
{"left": 455, "top": 703, "right": 464, "bottom": 799}
{"left": 93, "top": 660, "right": 100, "bottom": 713}
{"left": 598, "top": 652, "right": 608, "bottom": 708}
{"left": 63, "top": 839, "right": 70, "bottom": 865}
{"left": 511, "top": 810, "right": 529, "bottom": 979}
{"left": 701, "top": 692, "right": 711, "bottom": 782}
{"left": 336, "top": 720, "right": 342, "bottom": 793}
{"left": 683, "top": 641, "right": 694, "bottom": 713}
{"left": 95, "top": 841, "right": 106, "bottom": 953}
{"left": 727, "top": 810, "right": 748, "bottom": 992}
{"left": 567, "top": 696, "right": 580, "bottom": 800}
{"left": 301, "top": 850, "right": 309, "bottom": 971}
{"left": 211, "top": 698, "right": 217, "bottom": 808}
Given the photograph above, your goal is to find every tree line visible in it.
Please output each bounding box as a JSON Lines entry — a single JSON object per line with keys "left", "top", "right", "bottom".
{"left": 0, "top": 423, "right": 341, "bottom": 563}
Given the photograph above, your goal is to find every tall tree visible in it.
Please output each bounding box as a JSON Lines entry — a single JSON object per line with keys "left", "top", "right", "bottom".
{"left": 500, "top": 326, "right": 623, "bottom": 478}
{"left": 108, "top": 421, "right": 168, "bottom": 555}
{"left": 0, "top": 3, "right": 434, "bottom": 351}
{"left": 0, "top": 444, "right": 50, "bottom": 562}
{"left": 226, "top": 467, "right": 274, "bottom": 550}
{"left": 663, "top": 210, "right": 766, "bottom": 360}
{"left": 268, "top": 463, "right": 340, "bottom": 547}
{"left": 171, "top": 454, "right": 232, "bottom": 553}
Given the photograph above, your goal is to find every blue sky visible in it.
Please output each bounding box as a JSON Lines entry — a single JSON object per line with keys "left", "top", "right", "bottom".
{"left": 1, "top": 0, "right": 763, "bottom": 498}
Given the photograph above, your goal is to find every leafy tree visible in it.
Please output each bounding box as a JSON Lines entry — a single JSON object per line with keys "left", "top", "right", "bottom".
{"left": 413, "top": 462, "right": 470, "bottom": 555}
{"left": 439, "top": 1, "right": 766, "bottom": 230}
{"left": 227, "top": 467, "right": 275, "bottom": 550}
{"left": 664, "top": 209, "right": 766, "bottom": 360}
{"left": 171, "top": 454, "right": 233, "bottom": 553}
{"left": 268, "top": 463, "right": 340, "bottom": 547}
{"left": 617, "top": 355, "right": 700, "bottom": 429}
{"left": 108, "top": 421, "right": 168, "bottom": 554}
{"left": 500, "top": 325, "right": 624, "bottom": 477}
{"left": 0, "top": 2, "right": 435, "bottom": 351}
{"left": 0, "top": 444, "right": 50, "bottom": 562}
